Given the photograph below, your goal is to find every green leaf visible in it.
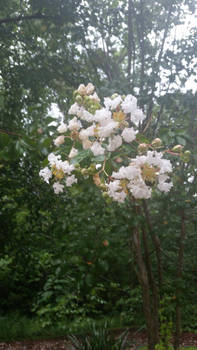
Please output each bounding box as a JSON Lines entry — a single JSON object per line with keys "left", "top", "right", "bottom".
{"left": 0, "top": 134, "right": 11, "bottom": 148}
{"left": 71, "top": 149, "right": 91, "bottom": 164}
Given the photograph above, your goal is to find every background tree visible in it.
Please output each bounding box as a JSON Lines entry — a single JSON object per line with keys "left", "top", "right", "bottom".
{"left": 0, "top": 0, "right": 197, "bottom": 348}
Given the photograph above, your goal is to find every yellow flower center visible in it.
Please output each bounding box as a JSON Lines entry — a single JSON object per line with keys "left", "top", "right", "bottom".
{"left": 113, "top": 111, "right": 126, "bottom": 122}
{"left": 52, "top": 166, "right": 65, "bottom": 180}
{"left": 141, "top": 164, "right": 159, "bottom": 183}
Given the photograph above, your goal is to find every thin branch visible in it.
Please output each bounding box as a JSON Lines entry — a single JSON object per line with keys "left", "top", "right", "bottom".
{"left": 144, "top": 1, "right": 174, "bottom": 125}
{"left": 0, "top": 13, "right": 59, "bottom": 25}
{"left": 127, "top": 0, "right": 133, "bottom": 80}
{"left": 0, "top": 128, "right": 21, "bottom": 137}
{"left": 174, "top": 209, "right": 186, "bottom": 350}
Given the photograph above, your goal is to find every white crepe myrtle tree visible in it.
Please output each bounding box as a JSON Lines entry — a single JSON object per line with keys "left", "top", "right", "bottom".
{"left": 39, "top": 83, "right": 184, "bottom": 350}
{"left": 40, "top": 83, "right": 173, "bottom": 201}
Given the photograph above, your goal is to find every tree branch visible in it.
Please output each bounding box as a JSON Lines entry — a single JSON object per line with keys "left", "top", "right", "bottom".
{"left": 0, "top": 128, "right": 21, "bottom": 137}
{"left": 0, "top": 13, "right": 59, "bottom": 25}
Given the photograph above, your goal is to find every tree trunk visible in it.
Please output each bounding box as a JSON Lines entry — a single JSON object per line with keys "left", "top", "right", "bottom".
{"left": 132, "top": 227, "right": 159, "bottom": 350}
{"left": 174, "top": 209, "right": 186, "bottom": 350}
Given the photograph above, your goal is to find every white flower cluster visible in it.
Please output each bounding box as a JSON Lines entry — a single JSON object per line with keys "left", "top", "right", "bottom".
{"left": 106, "top": 151, "right": 173, "bottom": 203}
{"left": 39, "top": 83, "right": 173, "bottom": 201}
{"left": 39, "top": 153, "right": 77, "bottom": 194}
{"left": 66, "top": 91, "right": 144, "bottom": 156}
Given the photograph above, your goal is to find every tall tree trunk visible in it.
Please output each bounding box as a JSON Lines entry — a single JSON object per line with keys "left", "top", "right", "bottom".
{"left": 132, "top": 226, "right": 159, "bottom": 350}
{"left": 174, "top": 209, "right": 186, "bottom": 350}
{"left": 143, "top": 200, "right": 163, "bottom": 289}
{"left": 142, "top": 226, "right": 159, "bottom": 343}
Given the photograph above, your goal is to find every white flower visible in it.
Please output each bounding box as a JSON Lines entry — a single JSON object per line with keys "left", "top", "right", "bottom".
{"left": 86, "top": 83, "right": 95, "bottom": 95}
{"left": 90, "top": 142, "right": 105, "bottom": 156}
{"left": 104, "top": 95, "right": 122, "bottom": 110}
{"left": 121, "top": 94, "right": 137, "bottom": 114}
{"left": 68, "top": 117, "right": 82, "bottom": 131}
{"left": 57, "top": 123, "right": 68, "bottom": 134}
{"left": 107, "top": 135, "right": 122, "bottom": 152}
{"left": 121, "top": 95, "right": 146, "bottom": 125}
{"left": 61, "top": 161, "right": 75, "bottom": 174}
{"left": 106, "top": 180, "right": 127, "bottom": 203}
{"left": 96, "top": 164, "right": 102, "bottom": 169}
{"left": 89, "top": 92, "right": 100, "bottom": 102}
{"left": 121, "top": 127, "right": 136, "bottom": 143}
{"left": 79, "top": 125, "right": 96, "bottom": 140}
{"left": 131, "top": 108, "right": 146, "bottom": 125}
{"left": 158, "top": 174, "right": 169, "bottom": 183}
{"left": 66, "top": 175, "right": 77, "bottom": 187}
{"left": 54, "top": 135, "right": 65, "bottom": 146}
{"left": 79, "top": 108, "right": 94, "bottom": 122}
{"left": 94, "top": 108, "right": 112, "bottom": 125}
{"left": 112, "top": 165, "right": 141, "bottom": 181}
{"left": 159, "top": 159, "right": 172, "bottom": 174}
{"left": 82, "top": 138, "right": 92, "bottom": 150}
{"left": 68, "top": 102, "right": 81, "bottom": 115}
{"left": 53, "top": 182, "right": 64, "bottom": 194}
{"left": 112, "top": 191, "right": 127, "bottom": 203}
{"left": 39, "top": 167, "right": 52, "bottom": 183}
{"left": 48, "top": 153, "right": 61, "bottom": 166}
{"left": 129, "top": 180, "right": 152, "bottom": 199}
{"left": 69, "top": 147, "right": 78, "bottom": 158}
{"left": 157, "top": 181, "right": 173, "bottom": 192}
{"left": 97, "top": 121, "right": 118, "bottom": 138}
{"left": 107, "top": 180, "right": 121, "bottom": 194}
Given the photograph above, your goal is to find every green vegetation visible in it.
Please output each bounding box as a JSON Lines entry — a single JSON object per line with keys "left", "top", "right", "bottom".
{"left": 0, "top": 0, "right": 197, "bottom": 349}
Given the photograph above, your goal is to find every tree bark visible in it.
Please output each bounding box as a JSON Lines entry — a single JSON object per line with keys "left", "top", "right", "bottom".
{"left": 132, "top": 226, "right": 159, "bottom": 350}
{"left": 142, "top": 226, "right": 159, "bottom": 344}
{"left": 174, "top": 209, "right": 186, "bottom": 350}
{"left": 143, "top": 200, "right": 163, "bottom": 289}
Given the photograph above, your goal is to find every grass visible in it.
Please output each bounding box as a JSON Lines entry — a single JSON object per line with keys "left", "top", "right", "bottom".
{"left": 0, "top": 314, "right": 132, "bottom": 342}
{"left": 0, "top": 314, "right": 43, "bottom": 341}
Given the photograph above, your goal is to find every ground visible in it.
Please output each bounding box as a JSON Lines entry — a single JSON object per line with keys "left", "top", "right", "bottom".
{"left": 0, "top": 332, "right": 197, "bottom": 350}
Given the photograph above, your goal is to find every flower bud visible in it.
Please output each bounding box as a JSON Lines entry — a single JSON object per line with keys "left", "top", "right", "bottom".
{"left": 81, "top": 168, "right": 89, "bottom": 176}
{"left": 73, "top": 90, "right": 78, "bottom": 97}
{"left": 93, "top": 173, "right": 101, "bottom": 186}
{"left": 151, "top": 138, "right": 162, "bottom": 148}
{"left": 74, "top": 163, "right": 81, "bottom": 171}
{"left": 88, "top": 164, "right": 96, "bottom": 174}
{"left": 172, "top": 145, "right": 183, "bottom": 153}
{"left": 99, "top": 183, "right": 107, "bottom": 191}
{"left": 111, "top": 93, "right": 118, "bottom": 99}
{"left": 115, "top": 157, "right": 123, "bottom": 163}
{"left": 37, "top": 128, "right": 43, "bottom": 134}
{"left": 77, "top": 84, "right": 86, "bottom": 96}
{"left": 86, "top": 83, "right": 94, "bottom": 95}
{"left": 102, "top": 240, "right": 109, "bottom": 247}
{"left": 75, "top": 95, "right": 83, "bottom": 105}
{"left": 138, "top": 143, "right": 149, "bottom": 154}
{"left": 122, "top": 121, "right": 129, "bottom": 127}
{"left": 102, "top": 191, "right": 109, "bottom": 198}
{"left": 180, "top": 150, "right": 191, "bottom": 163}
{"left": 54, "top": 135, "right": 65, "bottom": 147}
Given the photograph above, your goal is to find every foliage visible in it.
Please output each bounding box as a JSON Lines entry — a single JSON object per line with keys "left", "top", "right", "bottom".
{"left": 0, "top": 314, "right": 43, "bottom": 341}
{"left": 69, "top": 322, "right": 129, "bottom": 350}
{"left": 0, "top": 0, "right": 197, "bottom": 345}
{"left": 155, "top": 296, "right": 174, "bottom": 350}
